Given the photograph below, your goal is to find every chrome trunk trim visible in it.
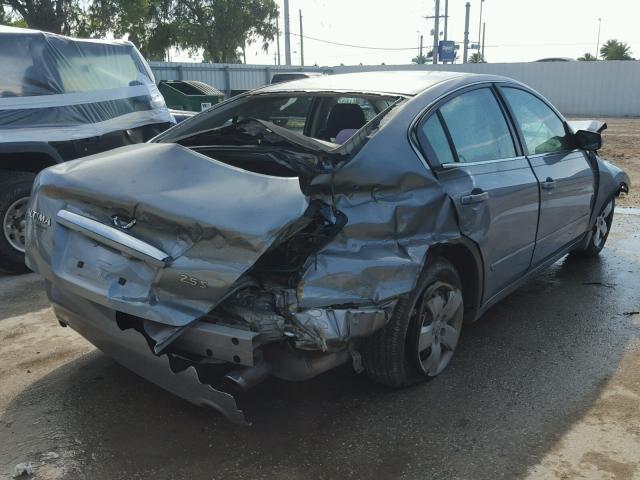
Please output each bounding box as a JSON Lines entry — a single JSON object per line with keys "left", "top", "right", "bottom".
{"left": 56, "top": 209, "right": 170, "bottom": 267}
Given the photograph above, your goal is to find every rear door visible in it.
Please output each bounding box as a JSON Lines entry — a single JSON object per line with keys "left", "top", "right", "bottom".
{"left": 416, "top": 85, "right": 540, "bottom": 302}
{"left": 499, "top": 87, "right": 595, "bottom": 265}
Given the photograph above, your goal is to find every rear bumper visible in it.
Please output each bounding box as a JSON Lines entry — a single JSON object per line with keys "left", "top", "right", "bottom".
{"left": 47, "top": 281, "right": 250, "bottom": 425}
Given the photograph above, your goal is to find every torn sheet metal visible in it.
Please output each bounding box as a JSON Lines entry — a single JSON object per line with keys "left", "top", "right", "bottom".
{"left": 292, "top": 304, "right": 393, "bottom": 352}
{"left": 0, "top": 25, "right": 172, "bottom": 142}
{"left": 26, "top": 142, "right": 309, "bottom": 328}
{"left": 298, "top": 116, "right": 461, "bottom": 308}
{"left": 49, "top": 281, "right": 249, "bottom": 424}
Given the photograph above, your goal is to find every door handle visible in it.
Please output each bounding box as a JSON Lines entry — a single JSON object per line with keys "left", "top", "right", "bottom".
{"left": 541, "top": 177, "right": 556, "bottom": 190}
{"left": 461, "top": 189, "right": 489, "bottom": 205}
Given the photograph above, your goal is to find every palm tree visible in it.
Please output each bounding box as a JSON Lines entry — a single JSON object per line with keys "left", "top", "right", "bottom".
{"left": 577, "top": 52, "right": 597, "bottom": 61}
{"left": 600, "top": 40, "right": 633, "bottom": 60}
{"left": 469, "top": 52, "right": 486, "bottom": 63}
{"left": 412, "top": 54, "right": 428, "bottom": 64}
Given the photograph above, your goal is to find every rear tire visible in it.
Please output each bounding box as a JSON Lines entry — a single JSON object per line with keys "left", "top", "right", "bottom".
{"left": 0, "top": 172, "right": 35, "bottom": 274}
{"left": 362, "top": 257, "right": 464, "bottom": 387}
{"left": 572, "top": 197, "right": 615, "bottom": 257}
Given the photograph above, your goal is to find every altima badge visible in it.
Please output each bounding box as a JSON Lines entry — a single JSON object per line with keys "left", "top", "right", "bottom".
{"left": 111, "top": 215, "right": 136, "bottom": 230}
{"left": 27, "top": 208, "right": 51, "bottom": 227}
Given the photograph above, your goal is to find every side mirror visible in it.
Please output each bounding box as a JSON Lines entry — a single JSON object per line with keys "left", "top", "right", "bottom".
{"left": 574, "top": 129, "right": 602, "bottom": 151}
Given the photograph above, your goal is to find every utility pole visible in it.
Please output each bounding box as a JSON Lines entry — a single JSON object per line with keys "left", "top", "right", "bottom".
{"left": 432, "top": 0, "right": 440, "bottom": 64}
{"left": 481, "top": 22, "right": 486, "bottom": 60}
{"left": 444, "top": 0, "right": 449, "bottom": 41}
{"left": 596, "top": 18, "right": 602, "bottom": 59}
{"left": 299, "top": 9, "right": 304, "bottom": 66}
{"left": 276, "top": 16, "right": 281, "bottom": 65}
{"left": 463, "top": 2, "right": 470, "bottom": 63}
{"left": 477, "top": 0, "right": 484, "bottom": 51}
{"left": 420, "top": 34, "right": 424, "bottom": 59}
{"left": 284, "top": 0, "right": 291, "bottom": 65}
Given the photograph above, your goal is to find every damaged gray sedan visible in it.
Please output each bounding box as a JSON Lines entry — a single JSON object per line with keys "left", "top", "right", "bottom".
{"left": 25, "top": 71, "right": 630, "bottom": 424}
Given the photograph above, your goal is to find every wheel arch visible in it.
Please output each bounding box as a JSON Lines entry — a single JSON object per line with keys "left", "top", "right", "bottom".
{"left": 426, "top": 238, "right": 484, "bottom": 323}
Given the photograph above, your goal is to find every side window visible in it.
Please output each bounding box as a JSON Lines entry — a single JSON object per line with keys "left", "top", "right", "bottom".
{"left": 501, "top": 87, "right": 571, "bottom": 155}
{"left": 439, "top": 88, "right": 516, "bottom": 163}
{"left": 420, "top": 114, "right": 455, "bottom": 165}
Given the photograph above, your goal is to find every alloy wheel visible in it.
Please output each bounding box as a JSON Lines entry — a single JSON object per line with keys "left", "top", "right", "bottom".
{"left": 3, "top": 196, "right": 29, "bottom": 253}
{"left": 593, "top": 200, "right": 614, "bottom": 249}
{"left": 413, "top": 281, "right": 463, "bottom": 376}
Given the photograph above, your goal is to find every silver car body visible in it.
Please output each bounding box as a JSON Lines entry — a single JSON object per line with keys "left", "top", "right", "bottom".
{"left": 25, "top": 72, "right": 630, "bottom": 424}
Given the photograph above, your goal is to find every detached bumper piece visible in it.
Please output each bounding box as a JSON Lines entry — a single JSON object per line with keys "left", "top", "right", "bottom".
{"left": 49, "top": 282, "right": 251, "bottom": 425}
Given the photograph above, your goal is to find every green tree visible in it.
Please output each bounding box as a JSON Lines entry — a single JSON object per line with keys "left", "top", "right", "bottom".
{"left": 577, "top": 52, "right": 597, "bottom": 61}
{"left": 87, "top": 0, "right": 177, "bottom": 60}
{"left": 600, "top": 39, "right": 633, "bottom": 60}
{"left": 175, "top": 0, "right": 278, "bottom": 63}
{"left": 1, "top": 0, "right": 88, "bottom": 34}
{"left": 412, "top": 53, "right": 427, "bottom": 64}
{"left": 469, "top": 52, "right": 486, "bottom": 63}
{"left": 0, "top": 5, "right": 9, "bottom": 24}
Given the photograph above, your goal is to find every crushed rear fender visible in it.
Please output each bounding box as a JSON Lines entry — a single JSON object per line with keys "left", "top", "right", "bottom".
{"left": 25, "top": 142, "right": 309, "bottom": 339}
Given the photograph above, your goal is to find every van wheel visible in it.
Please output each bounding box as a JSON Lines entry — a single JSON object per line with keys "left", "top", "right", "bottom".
{"left": 0, "top": 172, "right": 35, "bottom": 274}
{"left": 573, "top": 198, "right": 614, "bottom": 257}
{"left": 362, "top": 258, "right": 464, "bottom": 387}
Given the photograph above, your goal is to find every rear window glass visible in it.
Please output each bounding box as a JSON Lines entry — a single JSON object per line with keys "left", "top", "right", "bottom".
{"left": 161, "top": 93, "right": 399, "bottom": 145}
{"left": 209, "top": 96, "right": 314, "bottom": 134}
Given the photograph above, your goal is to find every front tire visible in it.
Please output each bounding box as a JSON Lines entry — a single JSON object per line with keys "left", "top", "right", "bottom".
{"left": 573, "top": 198, "right": 615, "bottom": 257}
{"left": 0, "top": 172, "right": 35, "bottom": 274}
{"left": 362, "top": 258, "right": 464, "bottom": 387}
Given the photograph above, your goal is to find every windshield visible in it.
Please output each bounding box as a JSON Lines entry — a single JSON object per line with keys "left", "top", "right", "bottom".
{"left": 157, "top": 92, "right": 400, "bottom": 146}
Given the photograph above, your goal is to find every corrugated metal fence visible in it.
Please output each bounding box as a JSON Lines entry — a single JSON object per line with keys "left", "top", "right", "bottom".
{"left": 149, "top": 60, "right": 640, "bottom": 117}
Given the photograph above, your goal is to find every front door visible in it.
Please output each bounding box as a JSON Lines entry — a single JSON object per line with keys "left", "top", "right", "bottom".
{"left": 417, "top": 86, "right": 540, "bottom": 302}
{"left": 499, "top": 87, "right": 595, "bottom": 265}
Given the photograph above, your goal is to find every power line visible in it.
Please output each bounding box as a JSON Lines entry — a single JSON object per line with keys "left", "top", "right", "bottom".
{"left": 286, "top": 32, "right": 620, "bottom": 51}
{"left": 288, "top": 32, "right": 420, "bottom": 50}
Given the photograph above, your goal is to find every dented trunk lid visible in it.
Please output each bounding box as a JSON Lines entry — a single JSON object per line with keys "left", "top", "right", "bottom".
{"left": 26, "top": 142, "right": 308, "bottom": 328}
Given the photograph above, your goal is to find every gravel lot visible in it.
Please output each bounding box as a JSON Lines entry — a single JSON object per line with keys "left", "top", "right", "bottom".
{"left": 590, "top": 117, "right": 638, "bottom": 207}
{"left": 0, "top": 118, "right": 638, "bottom": 480}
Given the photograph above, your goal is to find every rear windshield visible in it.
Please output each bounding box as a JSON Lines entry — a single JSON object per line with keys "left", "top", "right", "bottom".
{"left": 1, "top": 34, "right": 150, "bottom": 97}
{"left": 159, "top": 93, "right": 399, "bottom": 145}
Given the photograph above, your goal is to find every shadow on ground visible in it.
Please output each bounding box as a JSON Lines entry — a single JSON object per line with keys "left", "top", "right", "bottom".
{"left": 1, "top": 218, "right": 639, "bottom": 480}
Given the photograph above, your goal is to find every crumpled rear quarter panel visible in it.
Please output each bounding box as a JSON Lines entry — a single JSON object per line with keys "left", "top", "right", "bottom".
{"left": 299, "top": 91, "right": 462, "bottom": 308}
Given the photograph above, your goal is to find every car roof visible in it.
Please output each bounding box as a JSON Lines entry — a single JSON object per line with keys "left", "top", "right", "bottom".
{"left": 0, "top": 25, "right": 133, "bottom": 47}
{"left": 257, "top": 70, "right": 510, "bottom": 96}
{"left": 272, "top": 72, "right": 325, "bottom": 77}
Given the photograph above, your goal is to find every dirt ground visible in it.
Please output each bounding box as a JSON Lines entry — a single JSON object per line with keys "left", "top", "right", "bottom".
{"left": 0, "top": 219, "right": 639, "bottom": 479}
{"left": 594, "top": 117, "right": 639, "bottom": 207}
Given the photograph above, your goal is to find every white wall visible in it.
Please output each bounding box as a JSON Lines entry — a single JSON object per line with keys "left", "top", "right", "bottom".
{"left": 149, "top": 61, "right": 640, "bottom": 117}
{"left": 333, "top": 61, "right": 640, "bottom": 117}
